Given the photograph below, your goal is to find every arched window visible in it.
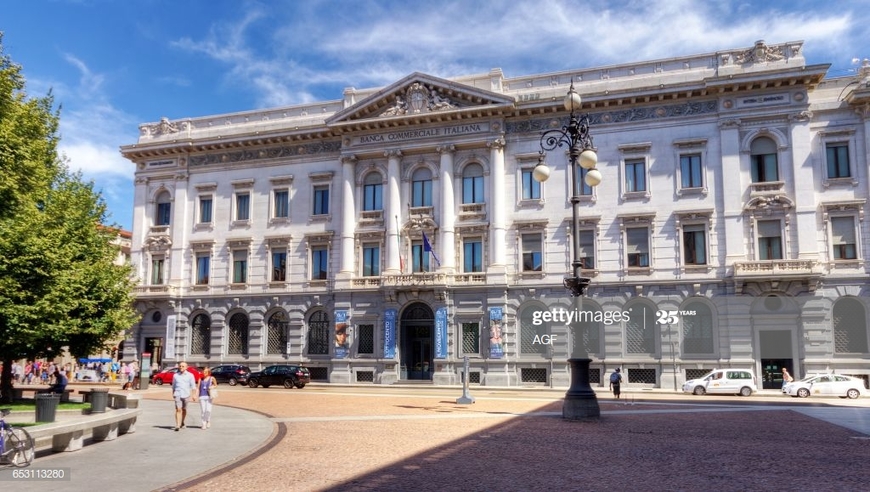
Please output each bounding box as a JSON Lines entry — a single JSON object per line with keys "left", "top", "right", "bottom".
{"left": 307, "top": 311, "right": 330, "bottom": 355}
{"left": 462, "top": 163, "right": 484, "bottom": 204}
{"left": 362, "top": 172, "right": 383, "bottom": 211}
{"left": 750, "top": 137, "right": 778, "bottom": 183}
{"left": 155, "top": 190, "right": 172, "bottom": 226}
{"left": 682, "top": 302, "right": 714, "bottom": 354}
{"left": 228, "top": 313, "right": 249, "bottom": 355}
{"left": 412, "top": 168, "right": 433, "bottom": 207}
{"left": 190, "top": 313, "right": 211, "bottom": 355}
{"left": 267, "top": 311, "right": 289, "bottom": 355}
{"left": 520, "top": 305, "right": 549, "bottom": 356}
{"left": 833, "top": 298, "right": 868, "bottom": 353}
{"left": 625, "top": 303, "right": 657, "bottom": 355}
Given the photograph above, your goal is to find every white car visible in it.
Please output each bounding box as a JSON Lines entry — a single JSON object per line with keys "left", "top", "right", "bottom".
{"left": 783, "top": 374, "right": 865, "bottom": 399}
{"left": 682, "top": 369, "right": 757, "bottom": 397}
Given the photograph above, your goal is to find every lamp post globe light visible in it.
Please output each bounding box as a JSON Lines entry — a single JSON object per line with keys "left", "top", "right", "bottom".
{"left": 533, "top": 82, "right": 601, "bottom": 420}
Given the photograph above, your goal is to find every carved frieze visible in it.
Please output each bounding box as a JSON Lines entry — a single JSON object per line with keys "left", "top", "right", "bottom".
{"left": 188, "top": 141, "right": 342, "bottom": 167}
{"left": 506, "top": 100, "right": 718, "bottom": 134}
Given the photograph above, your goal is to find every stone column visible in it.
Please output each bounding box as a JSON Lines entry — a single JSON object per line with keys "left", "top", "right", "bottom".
{"left": 488, "top": 137, "right": 507, "bottom": 275}
{"left": 170, "top": 171, "right": 189, "bottom": 285}
{"left": 385, "top": 150, "right": 403, "bottom": 274}
{"left": 437, "top": 145, "right": 456, "bottom": 272}
{"left": 338, "top": 154, "right": 357, "bottom": 279}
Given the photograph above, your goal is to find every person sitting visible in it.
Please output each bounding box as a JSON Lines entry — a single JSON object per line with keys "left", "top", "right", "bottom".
{"left": 49, "top": 370, "right": 68, "bottom": 394}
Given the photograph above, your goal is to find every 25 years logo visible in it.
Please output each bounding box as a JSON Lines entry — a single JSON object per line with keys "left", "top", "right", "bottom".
{"left": 655, "top": 310, "right": 696, "bottom": 324}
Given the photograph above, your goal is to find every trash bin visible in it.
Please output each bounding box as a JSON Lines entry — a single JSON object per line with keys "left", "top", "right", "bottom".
{"left": 35, "top": 393, "right": 61, "bottom": 422}
{"left": 90, "top": 388, "right": 110, "bottom": 413}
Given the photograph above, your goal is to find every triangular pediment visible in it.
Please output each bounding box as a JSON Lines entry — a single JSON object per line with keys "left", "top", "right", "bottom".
{"left": 327, "top": 72, "right": 515, "bottom": 130}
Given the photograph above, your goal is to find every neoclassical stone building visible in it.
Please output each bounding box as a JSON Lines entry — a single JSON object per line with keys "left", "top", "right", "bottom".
{"left": 122, "top": 40, "right": 870, "bottom": 389}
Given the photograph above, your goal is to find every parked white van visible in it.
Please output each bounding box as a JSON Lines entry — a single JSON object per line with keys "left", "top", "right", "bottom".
{"left": 682, "top": 369, "right": 758, "bottom": 397}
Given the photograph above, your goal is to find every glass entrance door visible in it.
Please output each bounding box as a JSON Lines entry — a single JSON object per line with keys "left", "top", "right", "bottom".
{"left": 761, "top": 359, "right": 791, "bottom": 390}
{"left": 403, "top": 325, "right": 432, "bottom": 380}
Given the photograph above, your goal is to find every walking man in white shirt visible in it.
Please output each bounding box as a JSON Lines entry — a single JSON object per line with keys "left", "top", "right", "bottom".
{"left": 171, "top": 362, "right": 197, "bottom": 431}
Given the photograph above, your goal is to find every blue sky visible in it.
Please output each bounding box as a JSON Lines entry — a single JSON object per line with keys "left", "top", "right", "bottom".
{"left": 3, "top": 0, "right": 869, "bottom": 230}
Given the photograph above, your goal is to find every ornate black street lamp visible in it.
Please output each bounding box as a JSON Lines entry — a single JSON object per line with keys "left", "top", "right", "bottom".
{"left": 533, "top": 81, "right": 601, "bottom": 420}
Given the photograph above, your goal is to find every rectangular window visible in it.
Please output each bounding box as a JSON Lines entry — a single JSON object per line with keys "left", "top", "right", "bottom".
{"left": 196, "top": 254, "right": 210, "bottom": 285}
{"left": 412, "top": 242, "right": 430, "bottom": 273}
{"left": 156, "top": 202, "right": 171, "bottom": 226}
{"left": 751, "top": 154, "right": 778, "bottom": 182}
{"left": 757, "top": 220, "right": 783, "bottom": 260}
{"left": 626, "top": 227, "right": 650, "bottom": 267}
{"left": 578, "top": 230, "right": 595, "bottom": 269}
{"left": 521, "top": 234, "right": 542, "bottom": 271}
{"left": 412, "top": 179, "right": 432, "bottom": 207}
{"left": 311, "top": 246, "right": 328, "bottom": 280}
{"left": 826, "top": 143, "right": 850, "bottom": 179}
{"left": 463, "top": 239, "right": 483, "bottom": 272}
{"left": 462, "top": 176, "right": 484, "bottom": 204}
{"left": 683, "top": 224, "right": 707, "bottom": 265}
{"left": 313, "top": 186, "right": 329, "bottom": 215}
{"left": 358, "top": 324, "right": 375, "bottom": 354}
{"left": 363, "top": 183, "right": 383, "bottom": 211}
{"left": 235, "top": 193, "right": 250, "bottom": 221}
{"left": 625, "top": 159, "right": 646, "bottom": 192}
{"left": 150, "top": 257, "right": 164, "bottom": 285}
{"left": 232, "top": 250, "right": 247, "bottom": 283}
{"left": 462, "top": 322, "right": 480, "bottom": 355}
{"left": 831, "top": 216, "right": 857, "bottom": 260}
{"left": 521, "top": 169, "right": 541, "bottom": 200}
{"left": 272, "top": 249, "right": 287, "bottom": 281}
{"left": 274, "top": 190, "right": 289, "bottom": 218}
{"left": 362, "top": 244, "right": 380, "bottom": 276}
{"left": 578, "top": 168, "right": 593, "bottom": 196}
{"left": 199, "top": 197, "right": 213, "bottom": 224}
{"left": 680, "top": 154, "right": 703, "bottom": 188}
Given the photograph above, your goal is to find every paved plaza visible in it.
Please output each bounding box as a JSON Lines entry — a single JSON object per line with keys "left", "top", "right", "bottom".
{"left": 3, "top": 385, "right": 869, "bottom": 491}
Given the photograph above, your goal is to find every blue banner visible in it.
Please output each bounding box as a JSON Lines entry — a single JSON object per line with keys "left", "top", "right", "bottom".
{"left": 435, "top": 307, "right": 448, "bottom": 359}
{"left": 383, "top": 309, "right": 397, "bottom": 359}
{"left": 334, "top": 310, "right": 349, "bottom": 359}
{"left": 489, "top": 307, "right": 504, "bottom": 359}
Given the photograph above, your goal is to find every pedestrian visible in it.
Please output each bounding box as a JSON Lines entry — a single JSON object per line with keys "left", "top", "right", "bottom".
{"left": 197, "top": 367, "right": 217, "bottom": 429}
{"left": 781, "top": 367, "right": 794, "bottom": 389}
{"left": 609, "top": 368, "right": 623, "bottom": 399}
{"left": 171, "top": 362, "right": 197, "bottom": 431}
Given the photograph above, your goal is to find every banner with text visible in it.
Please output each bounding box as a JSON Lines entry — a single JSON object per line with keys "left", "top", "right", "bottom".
{"left": 383, "top": 309, "right": 397, "bottom": 359}
{"left": 435, "top": 307, "right": 448, "bottom": 359}
{"left": 489, "top": 307, "right": 504, "bottom": 359}
{"left": 165, "top": 315, "right": 177, "bottom": 360}
{"left": 334, "top": 310, "right": 349, "bottom": 359}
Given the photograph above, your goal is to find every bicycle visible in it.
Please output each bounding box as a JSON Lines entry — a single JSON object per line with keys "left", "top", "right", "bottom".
{"left": 0, "top": 408, "right": 34, "bottom": 467}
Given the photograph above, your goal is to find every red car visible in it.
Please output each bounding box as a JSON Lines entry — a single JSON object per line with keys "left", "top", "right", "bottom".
{"left": 151, "top": 366, "right": 202, "bottom": 385}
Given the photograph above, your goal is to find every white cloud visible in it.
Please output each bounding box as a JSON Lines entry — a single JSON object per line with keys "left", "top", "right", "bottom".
{"left": 168, "top": 0, "right": 865, "bottom": 108}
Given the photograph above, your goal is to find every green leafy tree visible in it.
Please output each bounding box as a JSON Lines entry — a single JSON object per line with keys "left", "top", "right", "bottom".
{"left": 0, "top": 34, "right": 139, "bottom": 402}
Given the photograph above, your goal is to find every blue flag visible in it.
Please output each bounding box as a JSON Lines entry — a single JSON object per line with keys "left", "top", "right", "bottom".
{"left": 422, "top": 232, "right": 441, "bottom": 267}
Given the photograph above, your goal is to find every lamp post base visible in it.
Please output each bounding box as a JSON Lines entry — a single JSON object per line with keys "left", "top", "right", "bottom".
{"left": 562, "top": 358, "right": 600, "bottom": 420}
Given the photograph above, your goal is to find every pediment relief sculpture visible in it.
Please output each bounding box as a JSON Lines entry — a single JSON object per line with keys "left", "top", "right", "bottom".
{"left": 380, "top": 83, "right": 458, "bottom": 117}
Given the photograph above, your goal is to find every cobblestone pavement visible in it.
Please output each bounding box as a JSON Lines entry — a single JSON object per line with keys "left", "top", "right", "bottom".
{"left": 143, "top": 385, "right": 870, "bottom": 492}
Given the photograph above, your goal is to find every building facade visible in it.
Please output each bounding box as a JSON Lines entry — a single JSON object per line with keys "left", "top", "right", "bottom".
{"left": 122, "top": 40, "right": 870, "bottom": 389}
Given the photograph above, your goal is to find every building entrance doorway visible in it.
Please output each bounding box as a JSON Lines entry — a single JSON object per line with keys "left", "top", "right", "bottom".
{"left": 400, "top": 303, "right": 434, "bottom": 381}
{"left": 759, "top": 329, "right": 794, "bottom": 390}
{"left": 145, "top": 337, "right": 163, "bottom": 367}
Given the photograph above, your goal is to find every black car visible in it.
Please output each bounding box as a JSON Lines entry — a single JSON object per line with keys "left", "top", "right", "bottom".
{"left": 248, "top": 365, "right": 311, "bottom": 389}
{"left": 210, "top": 364, "right": 251, "bottom": 386}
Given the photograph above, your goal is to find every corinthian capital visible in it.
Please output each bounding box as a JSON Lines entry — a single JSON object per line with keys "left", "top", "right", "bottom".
{"left": 436, "top": 144, "right": 456, "bottom": 155}
{"left": 384, "top": 149, "right": 403, "bottom": 159}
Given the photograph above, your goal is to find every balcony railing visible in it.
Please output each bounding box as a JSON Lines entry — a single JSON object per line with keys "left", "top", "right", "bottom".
{"left": 352, "top": 277, "right": 382, "bottom": 288}
{"left": 749, "top": 181, "right": 785, "bottom": 196}
{"left": 458, "top": 203, "right": 486, "bottom": 221}
{"left": 359, "top": 210, "right": 384, "bottom": 225}
{"left": 383, "top": 272, "right": 447, "bottom": 286}
{"left": 732, "top": 259, "right": 819, "bottom": 277}
{"left": 134, "top": 285, "right": 174, "bottom": 296}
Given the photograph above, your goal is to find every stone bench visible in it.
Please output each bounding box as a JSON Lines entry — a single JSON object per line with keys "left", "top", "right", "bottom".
{"left": 26, "top": 406, "right": 143, "bottom": 453}
{"left": 12, "top": 387, "right": 75, "bottom": 402}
